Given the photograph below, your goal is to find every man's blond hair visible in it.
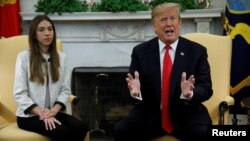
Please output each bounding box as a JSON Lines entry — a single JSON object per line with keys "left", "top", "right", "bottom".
{"left": 151, "top": 2, "right": 181, "bottom": 23}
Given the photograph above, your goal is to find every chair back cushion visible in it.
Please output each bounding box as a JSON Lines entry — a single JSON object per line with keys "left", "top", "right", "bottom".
{"left": 182, "top": 33, "right": 232, "bottom": 124}
{"left": 0, "top": 35, "right": 62, "bottom": 125}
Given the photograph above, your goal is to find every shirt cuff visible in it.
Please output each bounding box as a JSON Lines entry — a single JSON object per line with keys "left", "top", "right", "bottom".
{"left": 130, "top": 91, "right": 142, "bottom": 101}
{"left": 180, "top": 91, "right": 193, "bottom": 100}
{"left": 54, "top": 101, "right": 66, "bottom": 111}
{"left": 24, "top": 103, "right": 37, "bottom": 115}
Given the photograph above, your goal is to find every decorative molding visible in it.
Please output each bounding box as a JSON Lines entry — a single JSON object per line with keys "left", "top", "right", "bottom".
{"left": 20, "top": 9, "right": 225, "bottom": 67}
{"left": 194, "top": 17, "right": 212, "bottom": 22}
{"left": 20, "top": 9, "right": 224, "bottom": 42}
{"left": 20, "top": 9, "right": 223, "bottom": 21}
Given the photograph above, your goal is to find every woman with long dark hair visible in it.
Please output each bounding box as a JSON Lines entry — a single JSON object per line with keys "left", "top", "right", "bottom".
{"left": 13, "top": 15, "right": 88, "bottom": 141}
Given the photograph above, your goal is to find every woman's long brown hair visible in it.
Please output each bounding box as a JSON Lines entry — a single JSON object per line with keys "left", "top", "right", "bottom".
{"left": 29, "top": 15, "right": 60, "bottom": 84}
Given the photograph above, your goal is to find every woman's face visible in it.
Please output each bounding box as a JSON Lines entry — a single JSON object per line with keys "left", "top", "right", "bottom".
{"left": 35, "top": 20, "right": 54, "bottom": 53}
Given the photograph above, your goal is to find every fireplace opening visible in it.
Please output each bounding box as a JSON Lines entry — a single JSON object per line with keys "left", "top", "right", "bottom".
{"left": 71, "top": 67, "right": 135, "bottom": 140}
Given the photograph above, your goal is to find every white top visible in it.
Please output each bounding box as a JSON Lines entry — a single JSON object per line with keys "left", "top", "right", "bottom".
{"left": 13, "top": 49, "right": 71, "bottom": 117}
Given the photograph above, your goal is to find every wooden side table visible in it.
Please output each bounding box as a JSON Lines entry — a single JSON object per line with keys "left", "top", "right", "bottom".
{"left": 241, "top": 97, "right": 250, "bottom": 125}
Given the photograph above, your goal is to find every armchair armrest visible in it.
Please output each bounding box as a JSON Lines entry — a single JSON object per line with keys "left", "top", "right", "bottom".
{"left": 219, "top": 96, "right": 235, "bottom": 125}
{"left": 0, "top": 102, "right": 16, "bottom": 123}
{"left": 67, "top": 95, "right": 79, "bottom": 104}
{"left": 67, "top": 95, "right": 81, "bottom": 120}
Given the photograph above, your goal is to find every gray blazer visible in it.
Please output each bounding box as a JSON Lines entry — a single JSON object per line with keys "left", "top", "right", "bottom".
{"left": 13, "top": 49, "right": 71, "bottom": 117}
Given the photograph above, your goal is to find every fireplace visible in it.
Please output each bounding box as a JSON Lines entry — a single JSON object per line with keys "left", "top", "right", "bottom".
{"left": 71, "top": 67, "right": 134, "bottom": 140}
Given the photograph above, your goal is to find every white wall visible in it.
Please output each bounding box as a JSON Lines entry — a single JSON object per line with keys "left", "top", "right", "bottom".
{"left": 20, "top": 0, "right": 225, "bottom": 71}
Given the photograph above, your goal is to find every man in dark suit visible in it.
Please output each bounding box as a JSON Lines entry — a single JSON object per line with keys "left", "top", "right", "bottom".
{"left": 114, "top": 2, "right": 213, "bottom": 141}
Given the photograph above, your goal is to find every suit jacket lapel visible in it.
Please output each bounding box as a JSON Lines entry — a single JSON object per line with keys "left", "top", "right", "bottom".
{"left": 170, "top": 37, "right": 186, "bottom": 99}
{"left": 149, "top": 38, "right": 162, "bottom": 102}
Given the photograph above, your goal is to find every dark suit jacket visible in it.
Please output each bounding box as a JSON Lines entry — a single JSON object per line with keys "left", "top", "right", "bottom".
{"left": 128, "top": 36, "right": 213, "bottom": 130}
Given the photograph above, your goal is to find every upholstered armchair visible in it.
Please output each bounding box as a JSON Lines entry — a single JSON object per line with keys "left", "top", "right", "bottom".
{"left": 150, "top": 33, "right": 235, "bottom": 141}
{"left": 0, "top": 35, "right": 89, "bottom": 141}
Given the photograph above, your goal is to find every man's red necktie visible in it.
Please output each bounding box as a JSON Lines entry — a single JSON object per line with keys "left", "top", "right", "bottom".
{"left": 162, "top": 44, "right": 173, "bottom": 133}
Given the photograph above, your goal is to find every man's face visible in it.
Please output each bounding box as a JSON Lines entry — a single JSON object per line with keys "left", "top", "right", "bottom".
{"left": 153, "top": 8, "right": 181, "bottom": 44}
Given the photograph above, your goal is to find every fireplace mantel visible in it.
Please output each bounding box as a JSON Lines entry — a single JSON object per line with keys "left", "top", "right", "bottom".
{"left": 21, "top": 9, "right": 223, "bottom": 21}
{"left": 21, "top": 9, "right": 224, "bottom": 42}
{"left": 20, "top": 9, "right": 224, "bottom": 69}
